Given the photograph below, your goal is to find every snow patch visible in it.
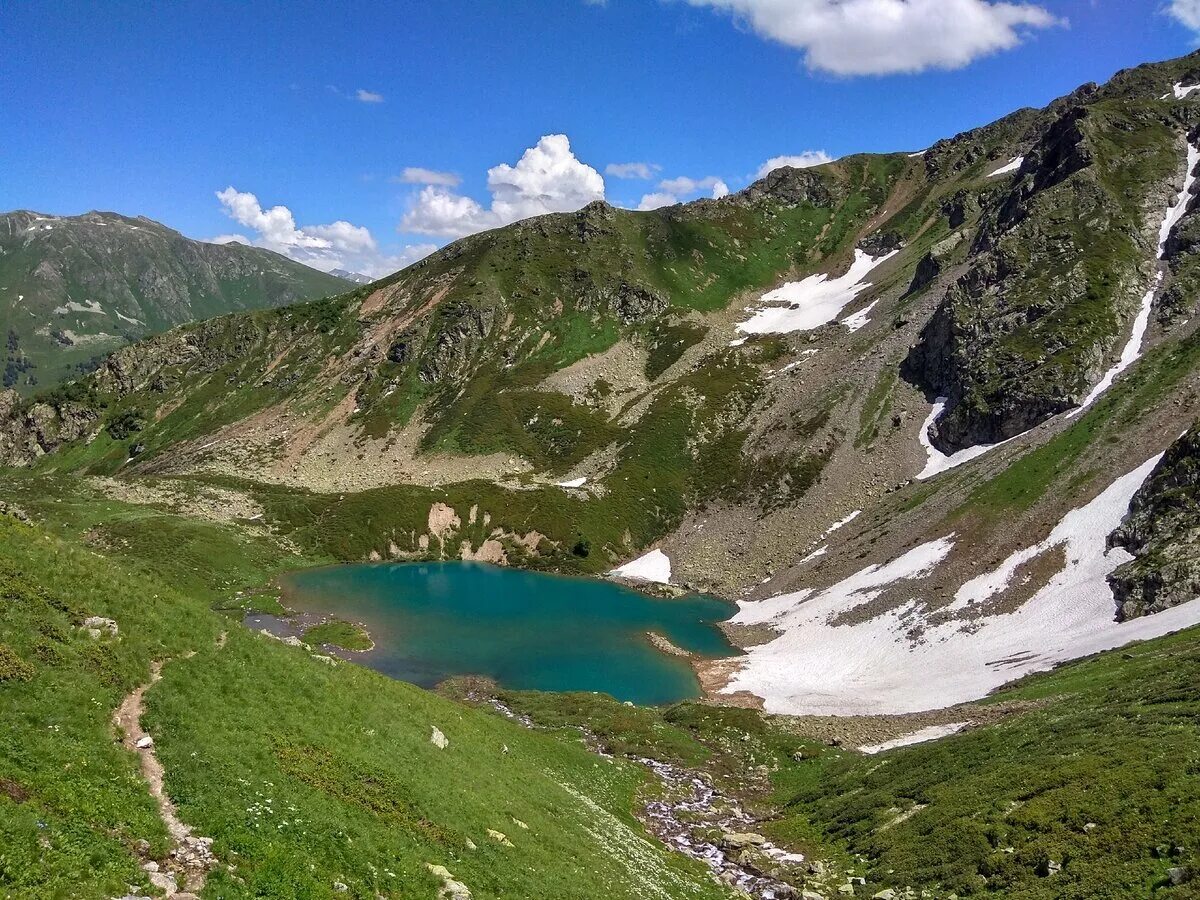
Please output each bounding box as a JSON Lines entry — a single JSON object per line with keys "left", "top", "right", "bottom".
{"left": 840, "top": 300, "right": 878, "bottom": 333}
{"left": 859, "top": 722, "right": 969, "bottom": 754}
{"left": 986, "top": 156, "right": 1024, "bottom": 177}
{"left": 555, "top": 476, "right": 587, "bottom": 489}
{"left": 723, "top": 454, "right": 1200, "bottom": 715}
{"left": 1166, "top": 83, "right": 1200, "bottom": 100}
{"left": 1072, "top": 140, "right": 1199, "bottom": 416}
{"left": 611, "top": 549, "right": 672, "bottom": 585}
{"left": 735, "top": 250, "right": 897, "bottom": 335}
{"left": 917, "top": 398, "right": 1016, "bottom": 480}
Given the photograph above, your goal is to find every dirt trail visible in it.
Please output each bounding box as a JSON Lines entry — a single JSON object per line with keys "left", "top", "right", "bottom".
{"left": 114, "top": 659, "right": 217, "bottom": 898}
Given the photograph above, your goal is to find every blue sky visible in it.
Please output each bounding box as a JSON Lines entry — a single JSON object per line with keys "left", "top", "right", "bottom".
{"left": 3, "top": 0, "right": 1199, "bottom": 275}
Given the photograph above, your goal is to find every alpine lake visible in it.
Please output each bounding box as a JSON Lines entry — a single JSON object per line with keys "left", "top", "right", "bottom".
{"left": 259, "top": 561, "right": 740, "bottom": 705}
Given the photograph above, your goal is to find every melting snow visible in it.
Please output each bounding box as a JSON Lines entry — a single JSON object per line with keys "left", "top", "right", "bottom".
{"left": 1072, "top": 141, "right": 1200, "bottom": 416}
{"left": 735, "top": 249, "right": 897, "bottom": 335}
{"left": 859, "top": 722, "right": 969, "bottom": 754}
{"left": 728, "top": 337, "right": 747, "bottom": 347}
{"left": 1166, "top": 83, "right": 1200, "bottom": 100}
{"left": 840, "top": 300, "right": 878, "bottom": 333}
{"left": 987, "top": 156, "right": 1024, "bottom": 177}
{"left": 723, "top": 454, "right": 1200, "bottom": 715}
{"left": 555, "top": 476, "right": 587, "bottom": 488}
{"left": 917, "top": 398, "right": 1016, "bottom": 480}
{"left": 611, "top": 549, "right": 672, "bottom": 584}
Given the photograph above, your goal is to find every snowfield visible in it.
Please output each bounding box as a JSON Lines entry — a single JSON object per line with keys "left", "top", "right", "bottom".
{"left": 722, "top": 454, "right": 1200, "bottom": 715}
{"left": 736, "top": 250, "right": 897, "bottom": 335}
{"left": 859, "top": 722, "right": 969, "bottom": 754}
{"left": 610, "top": 549, "right": 672, "bottom": 584}
{"left": 987, "top": 156, "right": 1024, "bottom": 177}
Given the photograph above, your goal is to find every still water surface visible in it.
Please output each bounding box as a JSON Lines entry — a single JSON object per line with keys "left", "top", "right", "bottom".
{"left": 278, "top": 561, "right": 739, "bottom": 705}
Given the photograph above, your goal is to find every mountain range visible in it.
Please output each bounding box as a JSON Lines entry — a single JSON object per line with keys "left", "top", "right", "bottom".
{"left": 3, "top": 50, "right": 1200, "bottom": 900}
{"left": 0, "top": 210, "right": 347, "bottom": 392}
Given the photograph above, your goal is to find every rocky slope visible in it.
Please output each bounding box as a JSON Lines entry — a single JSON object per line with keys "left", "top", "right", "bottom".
{"left": 1109, "top": 421, "right": 1200, "bottom": 618}
{"left": 3, "top": 53, "right": 1200, "bottom": 616}
{"left": 0, "top": 210, "right": 346, "bottom": 391}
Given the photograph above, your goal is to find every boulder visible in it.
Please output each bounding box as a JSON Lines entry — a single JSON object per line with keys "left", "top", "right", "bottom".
{"left": 431, "top": 726, "right": 449, "bottom": 749}
{"left": 721, "top": 832, "right": 768, "bottom": 851}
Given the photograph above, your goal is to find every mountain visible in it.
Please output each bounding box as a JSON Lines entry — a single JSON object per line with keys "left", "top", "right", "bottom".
{"left": 4, "top": 51, "right": 1200, "bottom": 899}
{"left": 0, "top": 210, "right": 347, "bottom": 392}
{"left": 329, "top": 267, "right": 374, "bottom": 284}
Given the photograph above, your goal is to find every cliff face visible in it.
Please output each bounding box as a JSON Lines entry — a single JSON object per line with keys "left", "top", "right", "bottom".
{"left": 904, "top": 77, "right": 1197, "bottom": 451}
{"left": 1109, "top": 424, "right": 1200, "bottom": 620}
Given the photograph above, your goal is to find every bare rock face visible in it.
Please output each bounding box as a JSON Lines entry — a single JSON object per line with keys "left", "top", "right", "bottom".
{"left": 1108, "top": 424, "right": 1200, "bottom": 619}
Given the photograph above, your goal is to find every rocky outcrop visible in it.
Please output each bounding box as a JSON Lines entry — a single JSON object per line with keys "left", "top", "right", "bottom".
{"left": 0, "top": 388, "right": 100, "bottom": 466}
{"left": 738, "top": 165, "right": 842, "bottom": 208}
{"left": 419, "top": 303, "right": 497, "bottom": 383}
{"left": 1108, "top": 425, "right": 1200, "bottom": 620}
{"left": 904, "top": 95, "right": 1186, "bottom": 452}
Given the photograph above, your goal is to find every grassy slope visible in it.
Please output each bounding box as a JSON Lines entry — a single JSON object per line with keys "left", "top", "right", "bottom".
{"left": 0, "top": 510, "right": 727, "bottom": 900}
{"left": 500, "top": 625, "right": 1200, "bottom": 899}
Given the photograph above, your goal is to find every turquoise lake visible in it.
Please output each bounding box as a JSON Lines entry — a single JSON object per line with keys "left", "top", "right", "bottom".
{"left": 277, "top": 561, "right": 739, "bottom": 705}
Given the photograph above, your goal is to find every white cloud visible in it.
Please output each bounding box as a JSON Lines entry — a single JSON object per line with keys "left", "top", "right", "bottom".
{"left": 637, "top": 192, "right": 680, "bottom": 211}
{"left": 756, "top": 152, "right": 834, "bottom": 177}
{"left": 401, "top": 134, "right": 605, "bottom": 238}
{"left": 636, "top": 174, "right": 731, "bottom": 209}
{"left": 394, "top": 167, "right": 462, "bottom": 187}
{"left": 356, "top": 88, "right": 385, "bottom": 103}
{"left": 213, "top": 186, "right": 432, "bottom": 278}
{"left": 606, "top": 161, "right": 661, "bottom": 180}
{"left": 1168, "top": 0, "right": 1200, "bottom": 32}
{"left": 658, "top": 174, "right": 727, "bottom": 196}
{"left": 208, "top": 233, "right": 251, "bottom": 245}
{"left": 685, "top": 0, "right": 1062, "bottom": 76}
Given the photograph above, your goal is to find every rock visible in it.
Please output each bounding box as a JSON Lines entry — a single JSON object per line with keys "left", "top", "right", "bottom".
{"left": 431, "top": 726, "right": 449, "bottom": 749}
{"left": 147, "top": 870, "right": 177, "bottom": 893}
{"left": 333, "top": 881, "right": 348, "bottom": 892}
{"left": 426, "top": 863, "right": 472, "bottom": 900}
{"left": 1108, "top": 423, "right": 1200, "bottom": 619}
{"left": 1083, "top": 822, "right": 1097, "bottom": 832}
{"left": 487, "top": 828, "right": 514, "bottom": 847}
{"left": 135, "top": 736, "right": 154, "bottom": 750}
{"left": 1037, "top": 859, "right": 1062, "bottom": 877}
{"left": 720, "top": 832, "right": 767, "bottom": 850}
{"left": 511, "top": 817, "right": 528, "bottom": 830}
{"left": 872, "top": 891, "right": 897, "bottom": 900}
{"left": 0, "top": 501, "right": 31, "bottom": 523}
{"left": 838, "top": 886, "right": 856, "bottom": 896}
{"left": 1168, "top": 867, "right": 1189, "bottom": 886}
{"left": 801, "top": 891, "right": 827, "bottom": 900}
{"left": 83, "top": 616, "right": 118, "bottom": 638}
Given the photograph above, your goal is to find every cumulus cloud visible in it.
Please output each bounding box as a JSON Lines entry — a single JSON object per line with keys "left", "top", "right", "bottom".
{"left": 606, "top": 161, "right": 661, "bottom": 180}
{"left": 401, "top": 134, "right": 606, "bottom": 238}
{"left": 356, "top": 88, "right": 385, "bottom": 103}
{"left": 637, "top": 192, "right": 680, "bottom": 211}
{"left": 756, "top": 152, "right": 834, "bottom": 177}
{"left": 685, "top": 0, "right": 1062, "bottom": 75}
{"left": 1168, "top": 0, "right": 1200, "bottom": 33}
{"left": 394, "top": 167, "right": 462, "bottom": 187}
{"left": 213, "top": 186, "right": 431, "bottom": 278}
{"left": 637, "top": 173, "right": 730, "bottom": 210}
